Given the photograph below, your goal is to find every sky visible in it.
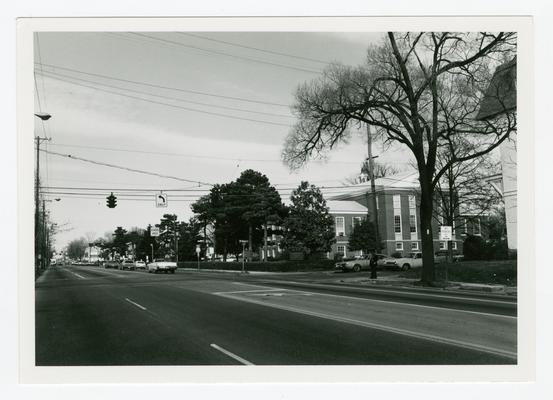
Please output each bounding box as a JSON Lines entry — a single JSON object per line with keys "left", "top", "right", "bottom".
{"left": 33, "top": 31, "right": 413, "bottom": 251}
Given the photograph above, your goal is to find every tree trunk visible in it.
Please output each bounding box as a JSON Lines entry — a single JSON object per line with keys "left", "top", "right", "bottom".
{"left": 263, "top": 223, "right": 268, "bottom": 262}
{"left": 419, "top": 177, "right": 436, "bottom": 284}
{"left": 248, "top": 224, "right": 253, "bottom": 262}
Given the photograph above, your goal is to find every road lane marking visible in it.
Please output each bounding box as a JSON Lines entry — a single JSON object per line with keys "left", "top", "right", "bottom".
{"left": 215, "top": 292, "right": 517, "bottom": 360}
{"left": 125, "top": 298, "right": 147, "bottom": 310}
{"left": 210, "top": 343, "right": 254, "bottom": 365}
{"left": 217, "top": 284, "right": 516, "bottom": 320}
{"left": 261, "top": 280, "right": 516, "bottom": 306}
{"left": 66, "top": 270, "right": 86, "bottom": 279}
{"left": 213, "top": 288, "right": 285, "bottom": 295}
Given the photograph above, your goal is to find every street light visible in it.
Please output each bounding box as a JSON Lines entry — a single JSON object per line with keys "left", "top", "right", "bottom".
{"left": 34, "top": 112, "right": 52, "bottom": 121}
{"left": 34, "top": 112, "right": 52, "bottom": 273}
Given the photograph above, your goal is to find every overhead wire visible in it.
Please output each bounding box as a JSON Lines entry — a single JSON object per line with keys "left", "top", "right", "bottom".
{"left": 176, "top": 32, "right": 331, "bottom": 65}
{"left": 35, "top": 62, "right": 291, "bottom": 108}
{"left": 46, "top": 142, "right": 364, "bottom": 165}
{"left": 36, "top": 69, "right": 293, "bottom": 119}
{"left": 37, "top": 71, "right": 292, "bottom": 128}
{"left": 40, "top": 149, "right": 214, "bottom": 186}
{"left": 128, "top": 32, "right": 323, "bottom": 74}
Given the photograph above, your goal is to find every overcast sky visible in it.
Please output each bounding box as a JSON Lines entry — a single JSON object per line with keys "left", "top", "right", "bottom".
{"left": 33, "top": 31, "right": 414, "bottom": 251}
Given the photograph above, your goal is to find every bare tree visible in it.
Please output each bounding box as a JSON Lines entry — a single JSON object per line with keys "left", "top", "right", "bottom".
{"left": 282, "top": 32, "right": 516, "bottom": 284}
{"left": 345, "top": 161, "right": 404, "bottom": 185}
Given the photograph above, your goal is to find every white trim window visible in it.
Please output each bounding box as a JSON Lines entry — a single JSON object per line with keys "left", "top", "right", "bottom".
{"left": 394, "top": 215, "right": 402, "bottom": 234}
{"left": 352, "top": 216, "right": 363, "bottom": 228}
{"left": 336, "top": 245, "right": 346, "bottom": 256}
{"left": 409, "top": 213, "right": 417, "bottom": 233}
{"left": 452, "top": 242, "right": 458, "bottom": 250}
{"left": 393, "top": 194, "right": 401, "bottom": 209}
{"left": 395, "top": 242, "right": 404, "bottom": 251}
{"left": 335, "top": 217, "right": 345, "bottom": 236}
{"left": 411, "top": 241, "right": 419, "bottom": 250}
{"left": 463, "top": 218, "right": 468, "bottom": 234}
{"left": 408, "top": 195, "right": 416, "bottom": 209}
{"left": 439, "top": 241, "right": 447, "bottom": 250}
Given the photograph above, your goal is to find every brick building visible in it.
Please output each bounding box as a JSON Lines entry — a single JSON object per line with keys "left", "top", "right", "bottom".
{"left": 327, "top": 171, "right": 486, "bottom": 259}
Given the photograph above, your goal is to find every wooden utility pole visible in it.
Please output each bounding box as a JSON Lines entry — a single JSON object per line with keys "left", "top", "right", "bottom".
{"left": 366, "top": 125, "right": 381, "bottom": 251}
{"left": 35, "top": 136, "right": 50, "bottom": 270}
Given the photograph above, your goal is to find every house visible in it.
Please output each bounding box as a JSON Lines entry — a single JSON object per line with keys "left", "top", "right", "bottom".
{"left": 326, "top": 171, "right": 486, "bottom": 258}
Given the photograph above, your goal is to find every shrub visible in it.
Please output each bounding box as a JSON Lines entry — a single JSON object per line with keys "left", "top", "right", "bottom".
{"left": 463, "top": 235, "right": 487, "bottom": 261}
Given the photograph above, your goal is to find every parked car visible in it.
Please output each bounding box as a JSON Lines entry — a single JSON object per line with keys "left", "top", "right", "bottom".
{"left": 104, "top": 260, "right": 120, "bottom": 269}
{"left": 382, "top": 252, "right": 424, "bottom": 271}
{"left": 334, "top": 254, "right": 387, "bottom": 272}
{"left": 148, "top": 258, "right": 177, "bottom": 274}
{"left": 134, "top": 260, "right": 147, "bottom": 270}
{"left": 119, "top": 260, "right": 136, "bottom": 270}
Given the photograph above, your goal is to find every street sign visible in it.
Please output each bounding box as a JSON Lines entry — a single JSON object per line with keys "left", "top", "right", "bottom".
{"left": 151, "top": 227, "right": 160, "bottom": 237}
{"left": 155, "top": 192, "right": 168, "bottom": 208}
{"left": 439, "top": 226, "right": 453, "bottom": 241}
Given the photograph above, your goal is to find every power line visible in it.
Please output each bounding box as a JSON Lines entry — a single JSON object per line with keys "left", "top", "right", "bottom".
{"left": 35, "top": 62, "right": 290, "bottom": 107}
{"left": 128, "top": 33, "right": 323, "bottom": 74}
{"left": 177, "top": 32, "right": 330, "bottom": 65}
{"left": 40, "top": 149, "right": 214, "bottom": 186}
{"left": 37, "top": 69, "right": 293, "bottom": 119}
{"left": 38, "top": 71, "right": 291, "bottom": 127}
{"left": 47, "top": 142, "right": 364, "bottom": 165}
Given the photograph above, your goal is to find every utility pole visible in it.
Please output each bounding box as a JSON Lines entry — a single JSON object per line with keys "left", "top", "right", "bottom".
{"left": 366, "top": 124, "right": 381, "bottom": 252}
{"left": 35, "top": 135, "right": 50, "bottom": 271}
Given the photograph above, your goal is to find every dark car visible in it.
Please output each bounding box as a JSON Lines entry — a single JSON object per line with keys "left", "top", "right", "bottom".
{"left": 119, "top": 260, "right": 136, "bottom": 270}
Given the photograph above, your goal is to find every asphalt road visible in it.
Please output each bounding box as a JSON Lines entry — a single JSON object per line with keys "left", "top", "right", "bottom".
{"left": 35, "top": 265, "right": 517, "bottom": 366}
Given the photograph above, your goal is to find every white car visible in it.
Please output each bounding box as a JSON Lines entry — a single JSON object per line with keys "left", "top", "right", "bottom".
{"left": 134, "top": 260, "right": 146, "bottom": 270}
{"left": 148, "top": 258, "right": 177, "bottom": 274}
{"left": 382, "top": 252, "right": 438, "bottom": 270}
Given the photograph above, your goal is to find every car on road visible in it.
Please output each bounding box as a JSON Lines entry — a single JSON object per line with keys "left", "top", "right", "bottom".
{"left": 334, "top": 254, "right": 387, "bottom": 272}
{"left": 104, "top": 260, "right": 120, "bottom": 269}
{"left": 119, "top": 260, "right": 136, "bottom": 270}
{"left": 134, "top": 260, "right": 147, "bottom": 270}
{"left": 148, "top": 258, "right": 177, "bottom": 274}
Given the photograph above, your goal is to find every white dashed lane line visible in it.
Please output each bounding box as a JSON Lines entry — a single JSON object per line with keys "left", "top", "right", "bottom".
{"left": 210, "top": 343, "right": 254, "bottom": 365}
{"left": 125, "top": 298, "right": 148, "bottom": 311}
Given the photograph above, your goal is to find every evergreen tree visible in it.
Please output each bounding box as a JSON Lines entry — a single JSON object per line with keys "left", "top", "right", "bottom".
{"left": 281, "top": 181, "right": 335, "bottom": 255}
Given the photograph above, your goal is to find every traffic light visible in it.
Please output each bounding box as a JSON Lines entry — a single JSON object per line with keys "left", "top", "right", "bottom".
{"left": 106, "top": 192, "right": 117, "bottom": 208}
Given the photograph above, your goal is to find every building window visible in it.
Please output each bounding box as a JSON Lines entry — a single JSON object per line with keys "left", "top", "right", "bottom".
{"left": 393, "top": 194, "right": 401, "bottom": 209}
{"left": 474, "top": 218, "right": 481, "bottom": 235}
{"left": 335, "top": 217, "right": 345, "bottom": 236}
{"left": 439, "top": 241, "right": 446, "bottom": 250}
{"left": 337, "top": 245, "right": 346, "bottom": 256}
{"left": 411, "top": 242, "right": 419, "bottom": 250}
{"left": 462, "top": 218, "right": 468, "bottom": 234}
{"left": 394, "top": 215, "right": 402, "bottom": 233}
{"left": 396, "top": 242, "right": 404, "bottom": 251}
{"left": 409, "top": 195, "right": 416, "bottom": 209}
{"left": 409, "top": 214, "right": 417, "bottom": 233}
{"left": 452, "top": 242, "right": 458, "bottom": 250}
{"left": 352, "top": 216, "right": 362, "bottom": 228}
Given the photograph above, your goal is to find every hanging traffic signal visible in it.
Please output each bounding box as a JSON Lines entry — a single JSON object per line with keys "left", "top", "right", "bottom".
{"left": 106, "top": 192, "right": 117, "bottom": 208}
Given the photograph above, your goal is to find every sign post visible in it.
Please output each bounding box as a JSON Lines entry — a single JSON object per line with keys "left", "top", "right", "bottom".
{"left": 439, "top": 226, "right": 453, "bottom": 282}
{"left": 239, "top": 240, "right": 248, "bottom": 273}
{"left": 150, "top": 227, "right": 160, "bottom": 237}
{"left": 196, "top": 244, "right": 201, "bottom": 270}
